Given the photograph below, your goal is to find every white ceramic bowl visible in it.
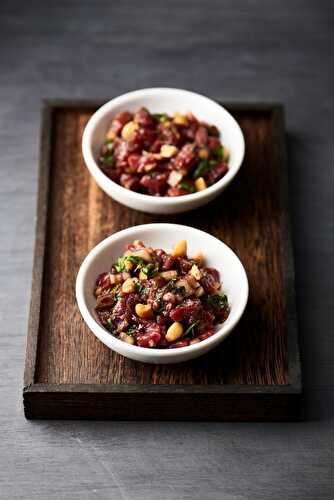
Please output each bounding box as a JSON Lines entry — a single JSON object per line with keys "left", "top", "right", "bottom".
{"left": 76, "top": 224, "right": 249, "bottom": 364}
{"left": 82, "top": 88, "right": 245, "bottom": 214}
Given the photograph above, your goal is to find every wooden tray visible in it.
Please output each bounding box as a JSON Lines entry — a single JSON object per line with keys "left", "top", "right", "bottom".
{"left": 23, "top": 100, "right": 302, "bottom": 421}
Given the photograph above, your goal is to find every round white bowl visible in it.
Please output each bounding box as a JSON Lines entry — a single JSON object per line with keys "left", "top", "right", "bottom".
{"left": 82, "top": 88, "right": 245, "bottom": 214}
{"left": 76, "top": 223, "right": 249, "bottom": 364}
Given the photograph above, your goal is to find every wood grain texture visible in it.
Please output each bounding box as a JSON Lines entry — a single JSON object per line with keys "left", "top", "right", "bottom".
{"left": 23, "top": 102, "right": 301, "bottom": 420}
{"left": 2, "top": 0, "right": 334, "bottom": 498}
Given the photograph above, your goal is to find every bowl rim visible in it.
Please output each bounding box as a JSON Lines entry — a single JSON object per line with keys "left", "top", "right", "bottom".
{"left": 82, "top": 87, "right": 245, "bottom": 206}
{"left": 76, "top": 223, "right": 249, "bottom": 359}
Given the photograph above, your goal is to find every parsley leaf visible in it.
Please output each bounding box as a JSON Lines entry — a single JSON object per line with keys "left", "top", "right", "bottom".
{"left": 101, "top": 153, "right": 114, "bottom": 165}
{"left": 106, "top": 318, "right": 114, "bottom": 332}
{"left": 179, "top": 182, "right": 195, "bottom": 193}
{"left": 127, "top": 325, "right": 137, "bottom": 336}
{"left": 183, "top": 321, "right": 200, "bottom": 339}
{"left": 141, "top": 263, "right": 158, "bottom": 278}
{"left": 153, "top": 113, "right": 169, "bottom": 123}
{"left": 193, "top": 159, "right": 209, "bottom": 179}
{"left": 213, "top": 145, "right": 224, "bottom": 161}
{"left": 104, "top": 139, "right": 114, "bottom": 150}
{"left": 113, "top": 255, "right": 145, "bottom": 273}
{"left": 135, "top": 281, "right": 145, "bottom": 294}
{"left": 207, "top": 293, "right": 228, "bottom": 309}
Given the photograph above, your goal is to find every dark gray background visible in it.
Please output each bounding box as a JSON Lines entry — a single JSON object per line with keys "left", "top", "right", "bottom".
{"left": 0, "top": 1, "right": 333, "bottom": 499}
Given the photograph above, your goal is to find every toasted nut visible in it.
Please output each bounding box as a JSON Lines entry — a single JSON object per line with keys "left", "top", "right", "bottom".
{"left": 160, "top": 144, "right": 178, "bottom": 158}
{"left": 198, "top": 148, "right": 209, "bottom": 159}
{"left": 139, "top": 270, "right": 147, "bottom": 280}
{"left": 175, "top": 278, "right": 194, "bottom": 296}
{"left": 122, "top": 278, "right": 136, "bottom": 293}
{"left": 160, "top": 270, "right": 178, "bottom": 280}
{"left": 192, "top": 252, "right": 204, "bottom": 266}
{"left": 119, "top": 332, "right": 135, "bottom": 345}
{"left": 135, "top": 303, "right": 153, "bottom": 319}
{"left": 171, "top": 240, "right": 187, "bottom": 257}
{"left": 190, "top": 264, "right": 202, "bottom": 280}
{"left": 166, "top": 321, "right": 184, "bottom": 342}
{"left": 124, "top": 260, "right": 134, "bottom": 271}
{"left": 117, "top": 319, "right": 129, "bottom": 332}
{"left": 185, "top": 274, "right": 200, "bottom": 289}
{"left": 223, "top": 146, "right": 230, "bottom": 161}
{"left": 125, "top": 248, "right": 152, "bottom": 262}
{"left": 194, "top": 177, "right": 207, "bottom": 191}
{"left": 106, "top": 127, "right": 116, "bottom": 140}
{"left": 195, "top": 285, "right": 205, "bottom": 297}
{"left": 121, "top": 121, "right": 139, "bottom": 141}
{"left": 173, "top": 112, "right": 188, "bottom": 126}
{"left": 144, "top": 163, "right": 157, "bottom": 172}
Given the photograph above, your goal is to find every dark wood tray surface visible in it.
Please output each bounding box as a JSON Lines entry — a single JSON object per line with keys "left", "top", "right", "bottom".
{"left": 23, "top": 100, "right": 301, "bottom": 420}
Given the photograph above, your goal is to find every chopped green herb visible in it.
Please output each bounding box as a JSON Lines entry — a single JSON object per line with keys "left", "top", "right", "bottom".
{"left": 104, "top": 139, "right": 114, "bottom": 151}
{"left": 113, "top": 255, "right": 145, "bottom": 273}
{"left": 106, "top": 318, "right": 114, "bottom": 332}
{"left": 207, "top": 293, "right": 228, "bottom": 309}
{"left": 135, "top": 281, "right": 145, "bottom": 294}
{"left": 127, "top": 255, "right": 145, "bottom": 271}
{"left": 153, "top": 113, "right": 169, "bottom": 123}
{"left": 113, "top": 257, "right": 127, "bottom": 272}
{"left": 213, "top": 145, "right": 224, "bottom": 161}
{"left": 101, "top": 153, "right": 114, "bottom": 165}
{"left": 183, "top": 321, "right": 200, "bottom": 339}
{"left": 193, "top": 159, "right": 209, "bottom": 179}
{"left": 179, "top": 182, "right": 195, "bottom": 193}
{"left": 141, "top": 263, "right": 158, "bottom": 278}
{"left": 127, "top": 325, "right": 137, "bottom": 336}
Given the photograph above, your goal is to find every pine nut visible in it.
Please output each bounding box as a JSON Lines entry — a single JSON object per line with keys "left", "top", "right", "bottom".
{"left": 122, "top": 278, "right": 136, "bottom": 293}
{"left": 190, "top": 264, "right": 202, "bottom": 280}
{"left": 124, "top": 260, "right": 134, "bottom": 271}
{"left": 198, "top": 148, "right": 209, "bottom": 159}
{"left": 119, "top": 332, "right": 135, "bottom": 345}
{"left": 166, "top": 322, "right": 184, "bottom": 342}
{"left": 160, "top": 270, "right": 178, "bottom": 280}
{"left": 171, "top": 240, "right": 187, "bottom": 257}
{"left": 135, "top": 303, "right": 153, "bottom": 319}
{"left": 173, "top": 112, "right": 188, "bottom": 126}
{"left": 121, "top": 121, "right": 139, "bottom": 141}
{"left": 194, "top": 177, "right": 207, "bottom": 191}
{"left": 125, "top": 248, "right": 152, "bottom": 262}
{"left": 139, "top": 270, "right": 148, "bottom": 280}
{"left": 160, "top": 144, "right": 178, "bottom": 158}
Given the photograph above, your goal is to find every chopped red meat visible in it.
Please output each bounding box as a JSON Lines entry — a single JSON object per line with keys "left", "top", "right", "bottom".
{"left": 98, "top": 109, "right": 229, "bottom": 196}
{"left": 94, "top": 241, "right": 229, "bottom": 349}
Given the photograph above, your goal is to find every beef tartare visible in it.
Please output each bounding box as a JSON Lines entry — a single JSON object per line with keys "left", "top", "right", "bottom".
{"left": 98, "top": 108, "right": 229, "bottom": 196}
{"left": 94, "top": 240, "right": 230, "bottom": 348}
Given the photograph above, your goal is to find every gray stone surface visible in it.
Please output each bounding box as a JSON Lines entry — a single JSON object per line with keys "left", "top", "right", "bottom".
{"left": 0, "top": 1, "right": 333, "bottom": 498}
